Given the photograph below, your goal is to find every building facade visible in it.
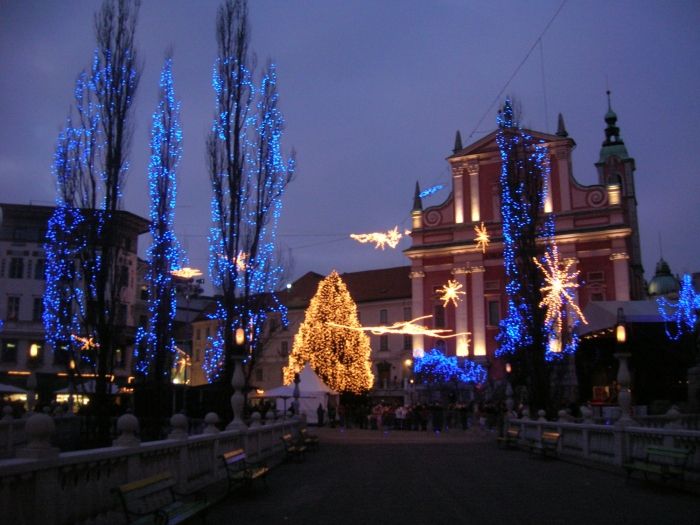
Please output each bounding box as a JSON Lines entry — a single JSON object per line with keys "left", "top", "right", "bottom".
{"left": 404, "top": 103, "right": 643, "bottom": 380}
{"left": 0, "top": 203, "right": 149, "bottom": 393}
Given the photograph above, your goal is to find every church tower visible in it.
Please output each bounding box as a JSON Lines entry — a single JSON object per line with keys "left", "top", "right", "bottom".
{"left": 595, "top": 91, "right": 645, "bottom": 299}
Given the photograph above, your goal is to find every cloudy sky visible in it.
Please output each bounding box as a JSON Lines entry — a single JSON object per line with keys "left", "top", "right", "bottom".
{"left": 1, "top": 1, "right": 698, "bottom": 293}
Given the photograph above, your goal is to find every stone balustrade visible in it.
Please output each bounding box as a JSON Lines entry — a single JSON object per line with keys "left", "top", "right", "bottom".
{"left": 0, "top": 412, "right": 304, "bottom": 525}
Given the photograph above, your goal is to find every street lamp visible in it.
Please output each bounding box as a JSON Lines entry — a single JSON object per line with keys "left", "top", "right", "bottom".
{"left": 614, "top": 307, "right": 634, "bottom": 426}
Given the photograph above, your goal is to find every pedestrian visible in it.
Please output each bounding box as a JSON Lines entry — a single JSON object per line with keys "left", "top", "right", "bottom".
{"left": 317, "top": 403, "right": 325, "bottom": 427}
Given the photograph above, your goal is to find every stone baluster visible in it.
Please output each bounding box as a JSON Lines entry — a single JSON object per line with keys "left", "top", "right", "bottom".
{"left": 537, "top": 409, "right": 547, "bottom": 422}
{"left": 614, "top": 351, "right": 634, "bottom": 426}
{"left": 581, "top": 404, "right": 595, "bottom": 424}
{"left": 168, "top": 413, "right": 189, "bottom": 440}
{"left": 249, "top": 412, "right": 262, "bottom": 428}
{"left": 227, "top": 358, "right": 246, "bottom": 430}
{"left": 202, "top": 412, "right": 220, "bottom": 435}
{"left": 113, "top": 414, "right": 140, "bottom": 447}
{"left": 2, "top": 405, "right": 13, "bottom": 421}
{"left": 266, "top": 411, "right": 276, "bottom": 426}
{"left": 17, "top": 413, "right": 59, "bottom": 459}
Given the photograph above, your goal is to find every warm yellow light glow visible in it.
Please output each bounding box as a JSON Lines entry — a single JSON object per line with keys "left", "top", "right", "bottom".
{"left": 350, "top": 226, "right": 402, "bottom": 250}
{"left": 171, "top": 267, "right": 202, "bottom": 279}
{"left": 474, "top": 222, "right": 490, "bottom": 253}
{"left": 534, "top": 245, "right": 587, "bottom": 335}
{"left": 437, "top": 280, "right": 465, "bottom": 308}
{"left": 404, "top": 359, "right": 412, "bottom": 367}
{"left": 328, "top": 315, "right": 470, "bottom": 340}
{"left": 235, "top": 328, "right": 245, "bottom": 346}
{"left": 505, "top": 363, "right": 512, "bottom": 373}
{"left": 616, "top": 324, "right": 626, "bottom": 344}
{"left": 29, "top": 344, "right": 39, "bottom": 358}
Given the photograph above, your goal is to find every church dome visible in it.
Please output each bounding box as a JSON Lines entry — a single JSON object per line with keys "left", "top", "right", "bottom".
{"left": 647, "top": 258, "right": 681, "bottom": 298}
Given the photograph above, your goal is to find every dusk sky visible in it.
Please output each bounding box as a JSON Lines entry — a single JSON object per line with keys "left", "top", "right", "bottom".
{"left": 1, "top": 1, "right": 698, "bottom": 294}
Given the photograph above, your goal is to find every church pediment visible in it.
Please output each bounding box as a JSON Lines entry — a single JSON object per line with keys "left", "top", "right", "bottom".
{"left": 449, "top": 128, "right": 573, "bottom": 160}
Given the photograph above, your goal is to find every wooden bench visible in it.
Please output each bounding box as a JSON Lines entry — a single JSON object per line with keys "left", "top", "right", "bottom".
{"left": 496, "top": 428, "right": 521, "bottom": 449}
{"left": 112, "top": 471, "right": 210, "bottom": 524}
{"left": 299, "top": 428, "right": 319, "bottom": 451}
{"left": 623, "top": 445, "right": 691, "bottom": 487}
{"left": 527, "top": 432, "right": 561, "bottom": 458}
{"left": 281, "top": 433, "right": 306, "bottom": 462}
{"left": 220, "top": 448, "right": 269, "bottom": 494}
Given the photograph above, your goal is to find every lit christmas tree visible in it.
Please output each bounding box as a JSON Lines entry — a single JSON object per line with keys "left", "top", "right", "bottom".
{"left": 283, "top": 271, "right": 374, "bottom": 393}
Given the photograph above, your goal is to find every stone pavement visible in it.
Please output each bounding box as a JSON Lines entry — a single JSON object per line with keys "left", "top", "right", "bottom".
{"left": 204, "top": 426, "right": 699, "bottom": 525}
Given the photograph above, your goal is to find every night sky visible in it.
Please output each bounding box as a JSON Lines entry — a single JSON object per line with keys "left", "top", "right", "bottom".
{"left": 1, "top": 1, "right": 698, "bottom": 294}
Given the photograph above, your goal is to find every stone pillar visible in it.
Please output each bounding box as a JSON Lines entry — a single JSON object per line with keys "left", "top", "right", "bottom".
{"left": 467, "top": 162, "right": 480, "bottom": 223}
{"left": 610, "top": 252, "right": 631, "bottom": 301}
{"left": 614, "top": 352, "right": 634, "bottom": 426}
{"left": 453, "top": 267, "right": 470, "bottom": 356}
{"left": 228, "top": 357, "right": 247, "bottom": 430}
{"left": 17, "top": 413, "right": 59, "bottom": 459}
{"left": 452, "top": 166, "right": 464, "bottom": 224}
{"left": 410, "top": 270, "right": 426, "bottom": 357}
{"left": 113, "top": 414, "right": 141, "bottom": 447}
{"left": 470, "top": 266, "right": 486, "bottom": 357}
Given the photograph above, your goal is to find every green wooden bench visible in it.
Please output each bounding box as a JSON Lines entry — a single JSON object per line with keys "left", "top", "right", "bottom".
{"left": 527, "top": 431, "right": 561, "bottom": 458}
{"left": 496, "top": 428, "right": 521, "bottom": 449}
{"left": 299, "top": 428, "right": 319, "bottom": 451}
{"left": 623, "top": 445, "right": 691, "bottom": 487}
{"left": 220, "top": 448, "right": 269, "bottom": 494}
{"left": 112, "top": 471, "right": 210, "bottom": 524}
{"left": 281, "top": 433, "right": 306, "bottom": 462}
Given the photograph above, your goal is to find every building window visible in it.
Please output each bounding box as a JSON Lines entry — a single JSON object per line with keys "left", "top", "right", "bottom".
{"left": 591, "top": 292, "right": 605, "bottom": 302}
{"left": 9, "top": 258, "right": 24, "bottom": 279}
{"left": 403, "top": 307, "right": 411, "bottom": 321}
{"left": 205, "top": 327, "right": 210, "bottom": 338}
{"left": 196, "top": 328, "right": 201, "bottom": 341}
{"left": 485, "top": 280, "right": 500, "bottom": 291}
{"left": 587, "top": 271, "right": 605, "bottom": 282}
{"left": 488, "top": 300, "right": 500, "bottom": 327}
{"left": 255, "top": 368, "right": 263, "bottom": 382}
{"left": 34, "top": 259, "right": 45, "bottom": 280}
{"left": 33, "top": 297, "right": 43, "bottom": 322}
{"left": 1, "top": 340, "right": 18, "bottom": 363}
{"left": 53, "top": 343, "right": 69, "bottom": 366}
{"left": 280, "top": 341, "right": 289, "bottom": 357}
{"left": 140, "top": 285, "right": 149, "bottom": 301}
{"left": 139, "top": 315, "right": 147, "bottom": 328}
{"left": 403, "top": 334, "right": 413, "bottom": 350}
{"left": 379, "top": 335, "right": 389, "bottom": 351}
{"left": 268, "top": 318, "right": 278, "bottom": 334}
{"left": 6, "top": 296, "right": 20, "bottom": 321}
{"left": 114, "top": 348, "right": 124, "bottom": 368}
{"left": 195, "top": 347, "right": 200, "bottom": 362}
{"left": 379, "top": 309, "right": 388, "bottom": 324}
{"left": 434, "top": 305, "right": 445, "bottom": 329}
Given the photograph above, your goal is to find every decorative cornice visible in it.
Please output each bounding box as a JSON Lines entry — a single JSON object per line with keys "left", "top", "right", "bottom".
{"left": 466, "top": 163, "right": 480, "bottom": 177}
{"left": 610, "top": 252, "right": 629, "bottom": 261}
{"left": 409, "top": 271, "right": 425, "bottom": 279}
{"left": 470, "top": 266, "right": 486, "bottom": 273}
{"left": 452, "top": 267, "right": 470, "bottom": 275}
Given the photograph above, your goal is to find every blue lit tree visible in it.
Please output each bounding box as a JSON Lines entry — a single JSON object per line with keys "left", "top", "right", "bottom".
{"left": 658, "top": 274, "right": 700, "bottom": 363}
{"left": 414, "top": 349, "right": 487, "bottom": 386}
{"left": 205, "top": 0, "right": 296, "bottom": 385}
{"left": 43, "top": 0, "right": 141, "bottom": 444}
{"left": 134, "top": 53, "right": 184, "bottom": 381}
{"left": 495, "top": 100, "right": 555, "bottom": 412}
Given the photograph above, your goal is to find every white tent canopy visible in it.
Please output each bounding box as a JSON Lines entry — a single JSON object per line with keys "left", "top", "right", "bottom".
{"left": 54, "top": 380, "right": 120, "bottom": 394}
{"left": 253, "top": 363, "right": 338, "bottom": 424}
{"left": 0, "top": 383, "right": 27, "bottom": 394}
{"left": 576, "top": 300, "right": 666, "bottom": 337}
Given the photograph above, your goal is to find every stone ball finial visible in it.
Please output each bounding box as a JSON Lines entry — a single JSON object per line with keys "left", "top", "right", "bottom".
{"left": 168, "top": 413, "right": 189, "bottom": 440}
{"left": 249, "top": 411, "right": 262, "bottom": 428}
{"left": 666, "top": 405, "right": 682, "bottom": 430}
{"left": 17, "top": 413, "right": 59, "bottom": 459}
{"left": 266, "top": 411, "right": 276, "bottom": 424}
{"left": 203, "top": 412, "right": 220, "bottom": 435}
{"left": 537, "top": 409, "right": 547, "bottom": 422}
{"left": 113, "top": 413, "right": 140, "bottom": 447}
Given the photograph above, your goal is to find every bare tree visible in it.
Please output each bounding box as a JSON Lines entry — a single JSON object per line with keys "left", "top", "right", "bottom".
{"left": 44, "top": 0, "right": 142, "bottom": 445}
{"left": 205, "top": 0, "right": 296, "bottom": 389}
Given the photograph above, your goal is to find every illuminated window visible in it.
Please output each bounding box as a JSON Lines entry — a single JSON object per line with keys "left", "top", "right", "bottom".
{"left": 28, "top": 342, "right": 43, "bottom": 363}
{"left": 379, "top": 335, "right": 389, "bottom": 351}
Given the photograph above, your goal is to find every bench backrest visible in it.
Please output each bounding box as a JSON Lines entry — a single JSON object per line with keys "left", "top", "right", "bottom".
{"left": 646, "top": 446, "right": 690, "bottom": 464}
{"left": 507, "top": 429, "right": 519, "bottom": 437}
{"left": 117, "top": 472, "right": 175, "bottom": 503}
{"left": 222, "top": 449, "right": 246, "bottom": 466}
{"left": 282, "top": 434, "right": 293, "bottom": 442}
{"left": 542, "top": 432, "right": 560, "bottom": 442}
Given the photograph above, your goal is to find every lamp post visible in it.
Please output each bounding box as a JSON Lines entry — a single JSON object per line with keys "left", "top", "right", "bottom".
{"left": 292, "top": 366, "right": 301, "bottom": 418}
{"left": 614, "top": 307, "right": 634, "bottom": 426}
{"left": 227, "top": 327, "right": 247, "bottom": 430}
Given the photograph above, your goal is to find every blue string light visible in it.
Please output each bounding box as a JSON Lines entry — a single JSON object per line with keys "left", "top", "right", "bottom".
{"left": 419, "top": 185, "right": 444, "bottom": 198}
{"left": 658, "top": 274, "right": 700, "bottom": 340}
{"left": 414, "top": 348, "right": 487, "bottom": 384}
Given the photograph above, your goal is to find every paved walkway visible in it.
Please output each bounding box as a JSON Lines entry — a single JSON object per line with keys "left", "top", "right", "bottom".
{"left": 205, "top": 427, "right": 699, "bottom": 525}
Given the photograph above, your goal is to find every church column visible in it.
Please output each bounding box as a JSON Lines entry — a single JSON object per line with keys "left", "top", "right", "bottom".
{"left": 452, "top": 166, "right": 464, "bottom": 224}
{"left": 470, "top": 266, "right": 486, "bottom": 357}
{"left": 555, "top": 146, "right": 571, "bottom": 212}
{"left": 467, "top": 162, "right": 480, "bottom": 222}
{"left": 610, "top": 252, "right": 631, "bottom": 301}
{"left": 452, "top": 267, "right": 469, "bottom": 357}
{"left": 409, "top": 270, "right": 426, "bottom": 357}
{"left": 544, "top": 155, "right": 553, "bottom": 213}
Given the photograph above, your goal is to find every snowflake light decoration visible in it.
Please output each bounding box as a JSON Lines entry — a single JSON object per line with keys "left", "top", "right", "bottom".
{"left": 474, "top": 222, "right": 490, "bottom": 253}
{"left": 534, "top": 245, "right": 586, "bottom": 335}
{"left": 438, "top": 280, "right": 466, "bottom": 307}
{"left": 350, "top": 226, "right": 402, "bottom": 249}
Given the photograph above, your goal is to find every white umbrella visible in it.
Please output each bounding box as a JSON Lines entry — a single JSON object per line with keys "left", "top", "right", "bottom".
{"left": 0, "top": 383, "right": 28, "bottom": 394}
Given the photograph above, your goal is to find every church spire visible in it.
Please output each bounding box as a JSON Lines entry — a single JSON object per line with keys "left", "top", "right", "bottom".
{"left": 598, "top": 90, "right": 629, "bottom": 163}
{"left": 555, "top": 113, "right": 568, "bottom": 138}
{"left": 453, "top": 130, "right": 463, "bottom": 154}
{"left": 412, "top": 181, "right": 422, "bottom": 212}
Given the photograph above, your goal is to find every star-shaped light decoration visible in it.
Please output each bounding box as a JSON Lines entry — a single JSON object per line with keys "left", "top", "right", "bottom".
{"left": 350, "top": 226, "right": 402, "bottom": 250}
{"left": 438, "top": 279, "right": 465, "bottom": 308}
{"left": 534, "top": 245, "right": 586, "bottom": 335}
{"left": 474, "top": 222, "right": 490, "bottom": 253}
{"left": 71, "top": 334, "right": 99, "bottom": 350}
{"left": 234, "top": 251, "right": 248, "bottom": 272}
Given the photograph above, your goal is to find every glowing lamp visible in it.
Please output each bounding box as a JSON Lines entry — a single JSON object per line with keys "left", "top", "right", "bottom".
{"left": 29, "top": 344, "right": 39, "bottom": 358}
{"left": 616, "top": 308, "right": 626, "bottom": 344}
{"left": 505, "top": 363, "right": 512, "bottom": 374}
{"left": 235, "top": 328, "right": 245, "bottom": 346}
{"left": 404, "top": 359, "right": 412, "bottom": 367}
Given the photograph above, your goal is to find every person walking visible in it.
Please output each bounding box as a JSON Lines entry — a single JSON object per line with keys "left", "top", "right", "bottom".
{"left": 317, "top": 403, "right": 325, "bottom": 427}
